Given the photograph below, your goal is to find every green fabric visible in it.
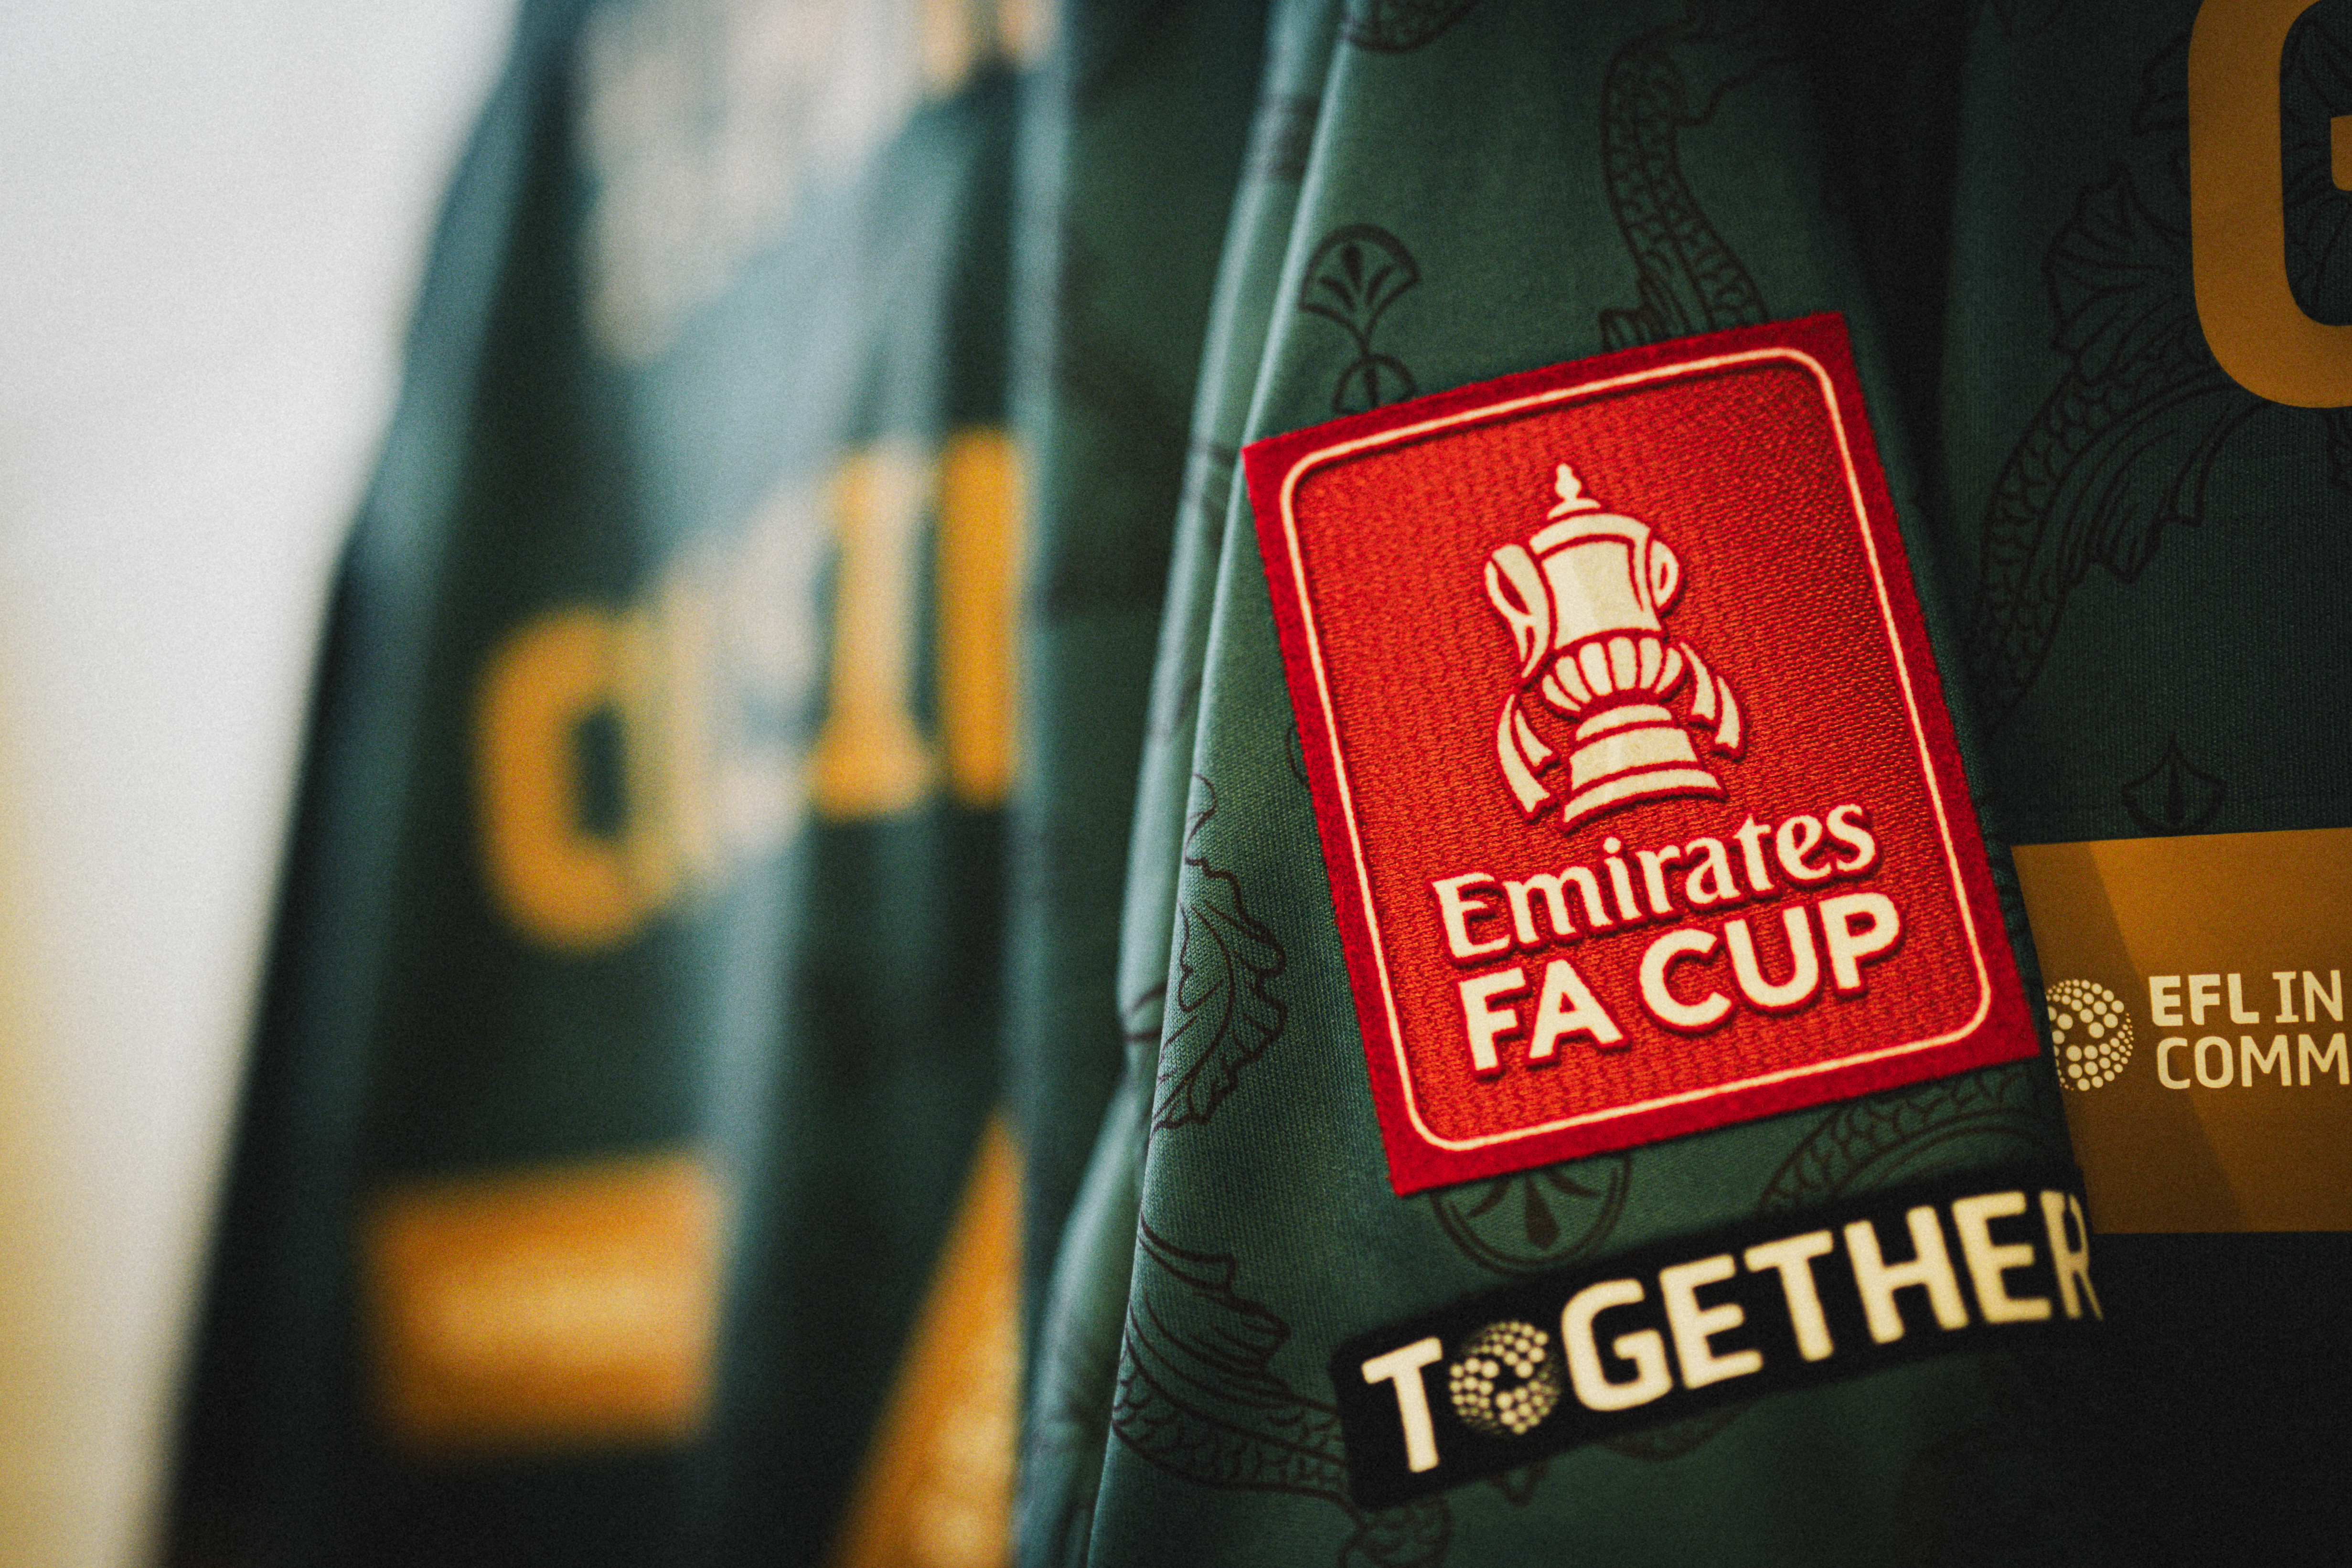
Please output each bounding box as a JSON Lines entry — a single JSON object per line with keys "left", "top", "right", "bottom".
{"left": 1017, "top": 4, "right": 2108, "bottom": 1566}
{"left": 170, "top": 1, "right": 2350, "bottom": 1563}
{"left": 1876, "top": 3, "right": 2352, "bottom": 1561}
{"left": 1004, "top": 0, "right": 1270, "bottom": 1361}
{"left": 167, "top": 2, "right": 1022, "bottom": 1563}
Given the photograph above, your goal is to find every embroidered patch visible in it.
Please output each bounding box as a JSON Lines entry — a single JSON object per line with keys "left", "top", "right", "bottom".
{"left": 1244, "top": 315, "right": 2039, "bottom": 1194}
{"left": 1332, "top": 1168, "right": 2102, "bottom": 1507}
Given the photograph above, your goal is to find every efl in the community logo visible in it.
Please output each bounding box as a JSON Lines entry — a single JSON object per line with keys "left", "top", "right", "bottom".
{"left": 2045, "top": 969, "right": 2347, "bottom": 1093}
{"left": 2046, "top": 980, "right": 2134, "bottom": 1090}
{"left": 1246, "top": 315, "right": 2040, "bottom": 1194}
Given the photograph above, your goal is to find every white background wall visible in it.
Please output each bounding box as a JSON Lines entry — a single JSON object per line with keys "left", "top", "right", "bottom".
{"left": 0, "top": 5, "right": 514, "bottom": 1562}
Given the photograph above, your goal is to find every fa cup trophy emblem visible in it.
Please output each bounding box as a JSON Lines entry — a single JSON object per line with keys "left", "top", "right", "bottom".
{"left": 1485, "top": 465, "right": 1743, "bottom": 829}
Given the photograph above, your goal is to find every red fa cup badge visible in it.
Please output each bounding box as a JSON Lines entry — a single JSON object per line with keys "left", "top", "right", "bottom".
{"left": 1246, "top": 315, "right": 2039, "bottom": 1194}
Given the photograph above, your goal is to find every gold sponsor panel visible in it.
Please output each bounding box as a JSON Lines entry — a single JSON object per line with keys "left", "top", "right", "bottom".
{"left": 2013, "top": 827, "right": 2352, "bottom": 1233}
{"left": 829, "top": 1117, "right": 1017, "bottom": 1568}
{"left": 366, "top": 1153, "right": 725, "bottom": 1452}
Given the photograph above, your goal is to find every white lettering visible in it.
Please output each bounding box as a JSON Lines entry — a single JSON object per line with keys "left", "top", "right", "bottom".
{"left": 1681, "top": 836, "right": 1742, "bottom": 907}
{"left": 1659, "top": 1254, "right": 1763, "bottom": 1390}
{"left": 2228, "top": 973, "right": 2263, "bottom": 1024}
{"left": 2274, "top": 970, "right": 2300, "bottom": 1024}
{"left": 1527, "top": 958, "right": 1625, "bottom": 1060}
{"left": 1502, "top": 869, "right": 1594, "bottom": 947}
{"left": 1360, "top": 1338, "right": 1444, "bottom": 1473}
{"left": 2189, "top": 973, "right": 2223, "bottom": 1025}
{"left": 2039, "top": 1190, "right": 2101, "bottom": 1320}
{"left": 2159, "top": 1036, "right": 2192, "bottom": 1088}
{"left": 2194, "top": 1035, "right": 2235, "bottom": 1088}
{"left": 2242, "top": 1033, "right": 2291, "bottom": 1087}
{"left": 1731, "top": 815, "right": 1776, "bottom": 896}
{"left": 1818, "top": 891, "right": 1901, "bottom": 994}
{"left": 1638, "top": 928, "right": 1731, "bottom": 1032}
{"left": 1634, "top": 845, "right": 1686, "bottom": 917}
{"left": 2302, "top": 1031, "right": 2350, "bottom": 1086}
{"left": 1433, "top": 874, "right": 1509, "bottom": 961}
{"left": 1601, "top": 838, "right": 1643, "bottom": 923}
{"left": 1743, "top": 1231, "right": 1836, "bottom": 1362}
{"left": 1845, "top": 1206, "right": 1968, "bottom": 1344}
{"left": 1459, "top": 969, "right": 1529, "bottom": 1077}
{"left": 1561, "top": 1279, "right": 1673, "bottom": 1413}
{"left": 2149, "top": 974, "right": 2183, "bottom": 1028}
{"left": 1950, "top": 1191, "right": 2052, "bottom": 1324}
{"left": 1771, "top": 814, "right": 1833, "bottom": 884}
{"left": 1823, "top": 803, "right": 1878, "bottom": 874}
{"left": 2305, "top": 969, "right": 2343, "bottom": 1023}
{"left": 1724, "top": 906, "right": 1821, "bottom": 1012}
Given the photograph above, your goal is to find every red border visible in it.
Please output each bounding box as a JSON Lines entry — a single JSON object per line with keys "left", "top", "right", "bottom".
{"left": 1244, "top": 315, "right": 2037, "bottom": 1194}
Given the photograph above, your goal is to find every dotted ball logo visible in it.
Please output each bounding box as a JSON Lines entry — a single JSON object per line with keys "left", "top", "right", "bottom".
{"left": 2047, "top": 979, "right": 2133, "bottom": 1089}
{"left": 1446, "top": 1320, "right": 1561, "bottom": 1438}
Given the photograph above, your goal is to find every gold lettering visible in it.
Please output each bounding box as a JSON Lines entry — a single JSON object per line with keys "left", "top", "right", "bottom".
{"left": 476, "top": 608, "right": 647, "bottom": 950}
{"left": 810, "top": 444, "right": 938, "bottom": 819}
{"left": 935, "top": 429, "right": 1023, "bottom": 806}
{"left": 2189, "top": 0, "right": 2352, "bottom": 406}
{"left": 478, "top": 430, "right": 1023, "bottom": 949}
